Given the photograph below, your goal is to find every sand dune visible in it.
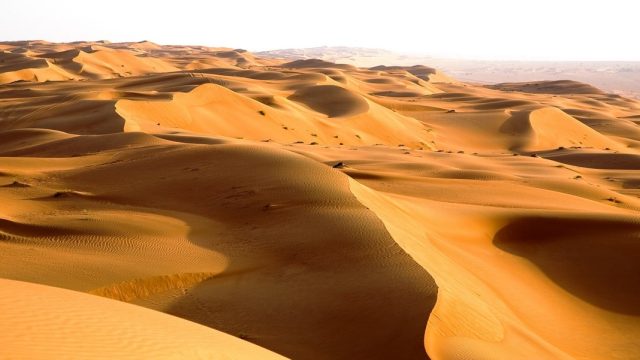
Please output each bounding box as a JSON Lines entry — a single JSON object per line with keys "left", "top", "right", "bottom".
{"left": 289, "top": 84, "right": 370, "bottom": 117}
{"left": 1, "top": 41, "right": 639, "bottom": 359}
{"left": 0, "top": 57, "right": 78, "bottom": 84}
{"left": 281, "top": 58, "right": 357, "bottom": 70}
{"left": 259, "top": 46, "right": 640, "bottom": 99}
{"left": 488, "top": 80, "right": 606, "bottom": 95}
{"left": 0, "top": 278, "right": 285, "bottom": 359}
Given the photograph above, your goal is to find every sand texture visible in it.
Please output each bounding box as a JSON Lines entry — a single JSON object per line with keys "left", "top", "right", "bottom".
{"left": 1, "top": 40, "right": 639, "bottom": 359}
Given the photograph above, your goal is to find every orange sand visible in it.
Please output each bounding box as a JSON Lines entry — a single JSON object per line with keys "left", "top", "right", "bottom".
{"left": 1, "top": 40, "right": 639, "bottom": 359}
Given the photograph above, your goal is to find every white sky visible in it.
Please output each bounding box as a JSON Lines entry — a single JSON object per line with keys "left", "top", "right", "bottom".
{"left": 2, "top": 0, "right": 639, "bottom": 61}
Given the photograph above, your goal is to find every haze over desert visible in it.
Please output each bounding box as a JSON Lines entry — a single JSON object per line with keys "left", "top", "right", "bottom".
{"left": 1, "top": 1, "right": 640, "bottom": 359}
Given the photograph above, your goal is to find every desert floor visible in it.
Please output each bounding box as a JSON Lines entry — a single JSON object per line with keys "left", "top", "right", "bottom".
{"left": 1, "top": 40, "right": 639, "bottom": 359}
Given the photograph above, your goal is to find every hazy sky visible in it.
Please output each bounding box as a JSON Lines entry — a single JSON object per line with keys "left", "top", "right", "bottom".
{"left": 2, "top": 0, "right": 638, "bottom": 61}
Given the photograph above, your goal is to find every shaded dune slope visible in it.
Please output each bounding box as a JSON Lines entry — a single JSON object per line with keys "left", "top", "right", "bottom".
{"left": 1, "top": 41, "right": 640, "bottom": 360}
{"left": 0, "top": 131, "right": 437, "bottom": 360}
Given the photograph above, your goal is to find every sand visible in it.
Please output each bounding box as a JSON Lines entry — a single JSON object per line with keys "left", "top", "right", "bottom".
{"left": 1, "top": 40, "right": 639, "bottom": 359}
{"left": 0, "top": 278, "right": 285, "bottom": 359}
{"left": 258, "top": 46, "right": 640, "bottom": 99}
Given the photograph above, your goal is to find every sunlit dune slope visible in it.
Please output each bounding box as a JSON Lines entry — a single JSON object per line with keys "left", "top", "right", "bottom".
{"left": 0, "top": 131, "right": 437, "bottom": 360}
{"left": 0, "top": 278, "right": 286, "bottom": 359}
{"left": 1, "top": 40, "right": 640, "bottom": 360}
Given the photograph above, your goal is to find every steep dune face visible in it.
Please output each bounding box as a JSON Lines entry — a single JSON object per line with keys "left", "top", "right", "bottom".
{"left": 1, "top": 98, "right": 127, "bottom": 134}
{"left": 1, "top": 41, "right": 640, "bottom": 360}
{"left": 71, "top": 48, "right": 179, "bottom": 78}
{"left": 0, "top": 43, "right": 177, "bottom": 83}
{"left": 0, "top": 134, "right": 437, "bottom": 360}
{"left": 493, "top": 215, "right": 640, "bottom": 315}
{"left": 115, "top": 83, "right": 281, "bottom": 134}
{"left": 116, "top": 82, "right": 436, "bottom": 147}
{"left": 406, "top": 106, "right": 621, "bottom": 153}
{"left": 500, "top": 107, "right": 622, "bottom": 151}
{"left": 0, "top": 56, "right": 78, "bottom": 84}
{"left": 342, "top": 150, "right": 640, "bottom": 360}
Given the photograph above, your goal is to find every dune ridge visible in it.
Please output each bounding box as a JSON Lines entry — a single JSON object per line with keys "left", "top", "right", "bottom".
{"left": 1, "top": 41, "right": 639, "bottom": 359}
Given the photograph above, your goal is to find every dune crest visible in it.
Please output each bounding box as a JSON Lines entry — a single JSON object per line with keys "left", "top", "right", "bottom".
{"left": 1, "top": 41, "right": 640, "bottom": 360}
